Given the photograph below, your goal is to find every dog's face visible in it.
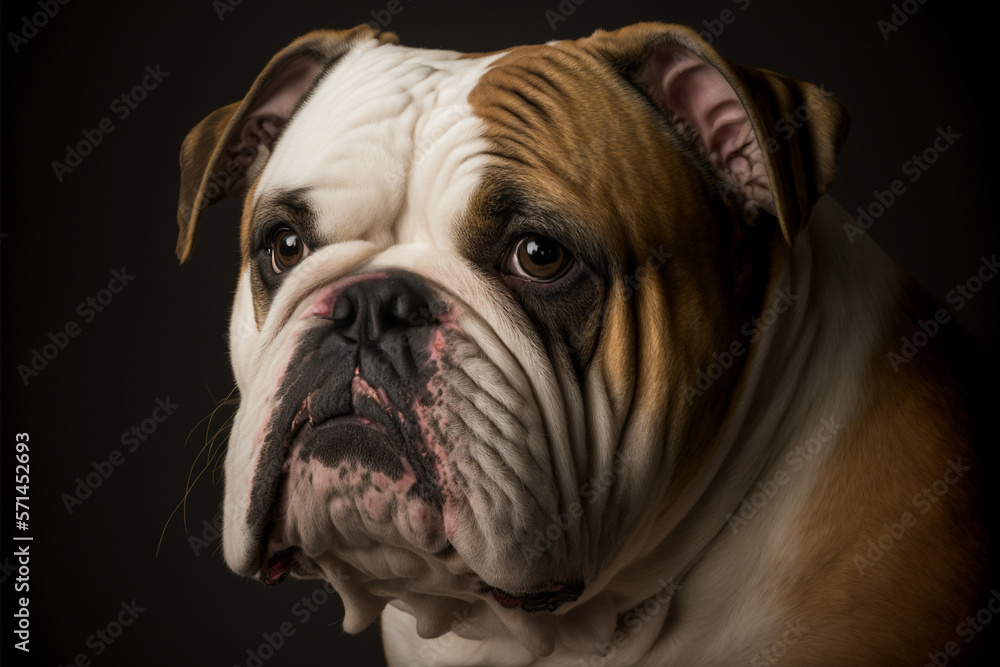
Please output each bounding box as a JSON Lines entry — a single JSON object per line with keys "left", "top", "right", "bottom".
{"left": 177, "top": 23, "right": 847, "bottom": 652}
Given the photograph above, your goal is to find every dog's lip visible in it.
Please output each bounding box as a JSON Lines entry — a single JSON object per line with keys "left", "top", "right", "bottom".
{"left": 261, "top": 547, "right": 298, "bottom": 585}
{"left": 483, "top": 580, "right": 585, "bottom": 613}
{"left": 433, "top": 542, "right": 456, "bottom": 558}
{"left": 252, "top": 373, "right": 409, "bottom": 583}
{"left": 253, "top": 414, "right": 379, "bottom": 584}
{"left": 254, "top": 399, "right": 583, "bottom": 611}
{"left": 279, "top": 369, "right": 397, "bottom": 452}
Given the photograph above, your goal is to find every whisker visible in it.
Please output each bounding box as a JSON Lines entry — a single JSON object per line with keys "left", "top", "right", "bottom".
{"left": 156, "top": 385, "right": 239, "bottom": 557}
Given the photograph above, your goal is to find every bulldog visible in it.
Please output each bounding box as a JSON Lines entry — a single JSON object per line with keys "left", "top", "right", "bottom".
{"left": 176, "top": 23, "right": 989, "bottom": 665}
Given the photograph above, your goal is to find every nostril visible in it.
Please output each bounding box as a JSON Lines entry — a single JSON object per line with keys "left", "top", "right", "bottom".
{"left": 390, "top": 292, "right": 415, "bottom": 324}
{"left": 391, "top": 293, "right": 404, "bottom": 319}
{"left": 330, "top": 294, "right": 356, "bottom": 328}
{"left": 379, "top": 288, "right": 429, "bottom": 330}
{"left": 321, "top": 273, "right": 436, "bottom": 339}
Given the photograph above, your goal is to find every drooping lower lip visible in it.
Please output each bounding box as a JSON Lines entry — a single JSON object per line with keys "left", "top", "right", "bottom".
{"left": 253, "top": 413, "right": 404, "bottom": 580}
{"left": 487, "top": 580, "right": 585, "bottom": 612}
{"left": 251, "top": 375, "right": 407, "bottom": 572}
{"left": 261, "top": 547, "right": 299, "bottom": 585}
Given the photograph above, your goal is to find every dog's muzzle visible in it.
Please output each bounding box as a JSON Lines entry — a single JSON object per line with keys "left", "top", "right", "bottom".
{"left": 247, "top": 271, "right": 449, "bottom": 571}
{"left": 236, "top": 270, "right": 583, "bottom": 620}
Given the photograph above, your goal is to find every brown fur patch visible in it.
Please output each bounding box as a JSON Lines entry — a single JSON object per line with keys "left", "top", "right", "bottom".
{"left": 463, "top": 36, "right": 775, "bottom": 510}
{"left": 781, "top": 277, "right": 988, "bottom": 664}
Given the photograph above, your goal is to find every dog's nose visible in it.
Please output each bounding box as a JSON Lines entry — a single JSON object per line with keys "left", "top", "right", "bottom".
{"left": 328, "top": 273, "right": 435, "bottom": 342}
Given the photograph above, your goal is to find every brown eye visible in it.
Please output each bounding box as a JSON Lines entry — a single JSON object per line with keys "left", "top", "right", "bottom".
{"left": 270, "top": 227, "right": 307, "bottom": 272}
{"left": 507, "top": 235, "right": 572, "bottom": 282}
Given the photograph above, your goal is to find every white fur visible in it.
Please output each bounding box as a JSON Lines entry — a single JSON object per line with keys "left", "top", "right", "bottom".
{"left": 224, "top": 39, "right": 596, "bottom": 651}
{"left": 221, "top": 35, "right": 905, "bottom": 667}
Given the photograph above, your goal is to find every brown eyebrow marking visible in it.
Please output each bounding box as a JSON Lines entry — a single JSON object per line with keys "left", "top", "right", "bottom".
{"left": 243, "top": 187, "right": 316, "bottom": 262}
{"left": 244, "top": 187, "right": 318, "bottom": 327}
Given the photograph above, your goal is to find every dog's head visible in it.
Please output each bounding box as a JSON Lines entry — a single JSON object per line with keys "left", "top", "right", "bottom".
{"left": 177, "top": 23, "right": 847, "bottom": 653}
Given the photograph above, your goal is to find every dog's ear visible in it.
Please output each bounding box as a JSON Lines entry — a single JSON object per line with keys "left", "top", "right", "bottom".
{"left": 584, "top": 23, "right": 849, "bottom": 244}
{"left": 176, "top": 25, "right": 399, "bottom": 262}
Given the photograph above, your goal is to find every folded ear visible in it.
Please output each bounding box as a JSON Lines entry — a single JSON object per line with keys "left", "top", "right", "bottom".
{"left": 584, "top": 23, "right": 850, "bottom": 244}
{"left": 176, "top": 25, "right": 398, "bottom": 262}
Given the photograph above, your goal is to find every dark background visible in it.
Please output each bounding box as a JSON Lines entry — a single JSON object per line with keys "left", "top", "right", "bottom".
{"left": 1, "top": 0, "right": 997, "bottom": 665}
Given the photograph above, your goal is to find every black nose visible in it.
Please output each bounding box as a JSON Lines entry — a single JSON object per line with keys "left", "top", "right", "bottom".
{"left": 327, "top": 273, "right": 435, "bottom": 342}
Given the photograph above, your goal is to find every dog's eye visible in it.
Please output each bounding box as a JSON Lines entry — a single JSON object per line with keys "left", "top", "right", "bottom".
{"left": 504, "top": 235, "right": 573, "bottom": 282}
{"left": 269, "top": 227, "right": 308, "bottom": 273}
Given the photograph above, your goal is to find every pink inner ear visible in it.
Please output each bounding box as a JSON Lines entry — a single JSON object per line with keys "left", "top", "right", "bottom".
{"left": 229, "top": 55, "right": 327, "bottom": 168}
{"left": 648, "top": 45, "right": 769, "bottom": 211}
{"left": 245, "top": 55, "right": 325, "bottom": 126}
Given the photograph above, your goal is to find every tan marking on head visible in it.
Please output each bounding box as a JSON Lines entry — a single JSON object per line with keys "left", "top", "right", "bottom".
{"left": 465, "top": 37, "right": 771, "bottom": 501}
{"left": 240, "top": 178, "right": 261, "bottom": 271}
